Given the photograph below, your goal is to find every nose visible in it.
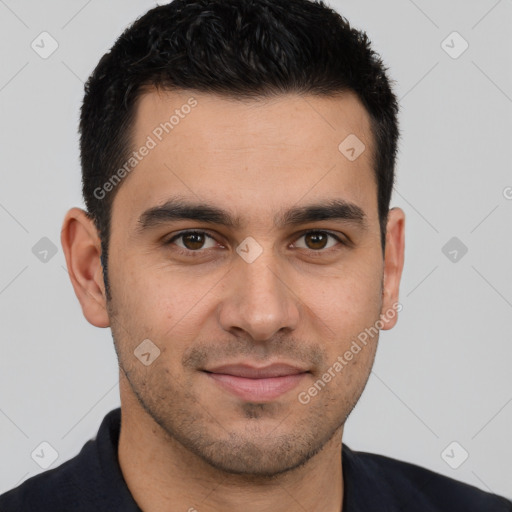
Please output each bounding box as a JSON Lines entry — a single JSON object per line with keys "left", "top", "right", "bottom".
{"left": 217, "top": 247, "right": 300, "bottom": 342}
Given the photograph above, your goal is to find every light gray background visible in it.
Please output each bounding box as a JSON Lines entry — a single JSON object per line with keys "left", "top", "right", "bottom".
{"left": 1, "top": 0, "right": 511, "bottom": 501}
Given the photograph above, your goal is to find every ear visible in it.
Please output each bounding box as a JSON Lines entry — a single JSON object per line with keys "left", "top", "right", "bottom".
{"left": 380, "top": 207, "right": 405, "bottom": 330}
{"left": 60, "top": 207, "right": 110, "bottom": 328}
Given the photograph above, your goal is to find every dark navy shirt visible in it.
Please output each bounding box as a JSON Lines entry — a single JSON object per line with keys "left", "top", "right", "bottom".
{"left": 0, "top": 407, "right": 510, "bottom": 511}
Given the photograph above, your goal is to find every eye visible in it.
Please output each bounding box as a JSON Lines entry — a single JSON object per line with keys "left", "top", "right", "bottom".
{"left": 293, "top": 230, "right": 344, "bottom": 251}
{"left": 166, "top": 230, "right": 219, "bottom": 254}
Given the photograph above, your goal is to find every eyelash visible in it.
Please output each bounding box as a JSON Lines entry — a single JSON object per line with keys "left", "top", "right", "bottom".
{"left": 164, "top": 229, "right": 346, "bottom": 258}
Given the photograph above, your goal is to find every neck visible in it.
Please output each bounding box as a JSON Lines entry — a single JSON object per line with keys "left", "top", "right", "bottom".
{"left": 117, "top": 377, "right": 344, "bottom": 512}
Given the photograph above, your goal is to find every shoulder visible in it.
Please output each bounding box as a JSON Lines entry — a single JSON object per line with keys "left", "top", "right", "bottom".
{"left": 343, "top": 445, "right": 512, "bottom": 511}
{"left": 0, "top": 408, "right": 133, "bottom": 512}
{"left": 0, "top": 439, "right": 99, "bottom": 511}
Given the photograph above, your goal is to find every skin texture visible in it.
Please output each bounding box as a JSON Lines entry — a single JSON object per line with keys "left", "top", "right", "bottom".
{"left": 61, "top": 89, "right": 405, "bottom": 512}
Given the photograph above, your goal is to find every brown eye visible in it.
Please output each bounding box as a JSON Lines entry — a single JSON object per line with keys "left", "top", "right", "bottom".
{"left": 294, "top": 231, "right": 342, "bottom": 251}
{"left": 181, "top": 232, "right": 206, "bottom": 250}
{"left": 305, "top": 232, "right": 328, "bottom": 250}
{"left": 167, "top": 231, "right": 217, "bottom": 253}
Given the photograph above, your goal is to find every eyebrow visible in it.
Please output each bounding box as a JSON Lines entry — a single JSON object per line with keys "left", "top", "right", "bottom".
{"left": 135, "top": 195, "right": 368, "bottom": 234}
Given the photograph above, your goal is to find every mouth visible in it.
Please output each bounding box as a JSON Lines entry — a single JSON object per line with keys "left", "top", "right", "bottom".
{"left": 202, "top": 363, "right": 310, "bottom": 402}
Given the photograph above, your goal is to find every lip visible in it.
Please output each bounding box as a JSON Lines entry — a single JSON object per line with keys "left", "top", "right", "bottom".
{"left": 203, "top": 363, "right": 309, "bottom": 402}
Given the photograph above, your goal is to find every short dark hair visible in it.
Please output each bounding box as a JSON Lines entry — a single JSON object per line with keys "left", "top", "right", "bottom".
{"left": 79, "top": 0, "right": 399, "bottom": 301}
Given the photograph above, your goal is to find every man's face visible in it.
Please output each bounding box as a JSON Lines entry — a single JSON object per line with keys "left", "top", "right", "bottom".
{"left": 103, "top": 89, "right": 400, "bottom": 476}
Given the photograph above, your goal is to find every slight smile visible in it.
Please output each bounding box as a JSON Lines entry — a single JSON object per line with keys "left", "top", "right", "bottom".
{"left": 203, "top": 363, "right": 311, "bottom": 402}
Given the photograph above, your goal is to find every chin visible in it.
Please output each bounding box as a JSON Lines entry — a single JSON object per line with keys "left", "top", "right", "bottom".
{"left": 177, "top": 416, "right": 340, "bottom": 478}
{"left": 194, "top": 438, "right": 319, "bottom": 478}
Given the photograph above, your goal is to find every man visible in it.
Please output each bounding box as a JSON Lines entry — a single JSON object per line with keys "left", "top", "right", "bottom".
{"left": 0, "top": 0, "right": 510, "bottom": 510}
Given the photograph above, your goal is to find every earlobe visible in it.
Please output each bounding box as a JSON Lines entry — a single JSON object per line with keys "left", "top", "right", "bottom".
{"left": 60, "top": 207, "right": 111, "bottom": 328}
{"left": 380, "top": 207, "right": 405, "bottom": 331}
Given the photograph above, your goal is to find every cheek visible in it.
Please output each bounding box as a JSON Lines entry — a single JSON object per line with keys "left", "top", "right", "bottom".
{"left": 112, "top": 263, "right": 219, "bottom": 351}
{"left": 305, "top": 265, "right": 383, "bottom": 333}
{"left": 113, "top": 256, "right": 193, "bottom": 316}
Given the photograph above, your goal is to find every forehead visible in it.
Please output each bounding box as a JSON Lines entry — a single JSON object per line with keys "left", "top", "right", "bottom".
{"left": 133, "top": 88, "right": 373, "bottom": 155}
{"left": 113, "top": 88, "right": 377, "bottom": 229}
